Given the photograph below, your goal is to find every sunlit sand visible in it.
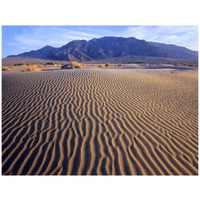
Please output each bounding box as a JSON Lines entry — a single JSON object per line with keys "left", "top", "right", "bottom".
{"left": 2, "top": 65, "right": 198, "bottom": 175}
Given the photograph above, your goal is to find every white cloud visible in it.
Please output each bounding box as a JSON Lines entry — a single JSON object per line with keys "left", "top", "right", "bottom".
{"left": 14, "top": 34, "right": 45, "bottom": 46}
{"left": 7, "top": 26, "right": 102, "bottom": 52}
{"left": 121, "top": 26, "right": 198, "bottom": 50}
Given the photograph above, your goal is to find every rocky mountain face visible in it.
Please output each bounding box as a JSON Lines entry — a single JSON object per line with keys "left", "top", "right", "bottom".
{"left": 8, "top": 45, "right": 57, "bottom": 59}
{"left": 8, "top": 36, "right": 198, "bottom": 61}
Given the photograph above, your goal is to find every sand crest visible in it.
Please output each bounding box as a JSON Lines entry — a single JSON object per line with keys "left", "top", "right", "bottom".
{"left": 2, "top": 69, "right": 198, "bottom": 175}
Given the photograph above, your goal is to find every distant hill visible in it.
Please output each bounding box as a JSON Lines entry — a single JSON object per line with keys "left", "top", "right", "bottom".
{"left": 7, "top": 36, "right": 198, "bottom": 62}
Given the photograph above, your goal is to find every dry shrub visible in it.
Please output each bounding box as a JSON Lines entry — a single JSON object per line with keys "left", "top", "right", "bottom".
{"left": 188, "top": 64, "right": 196, "bottom": 67}
{"left": 105, "top": 63, "right": 111, "bottom": 67}
{"left": 2, "top": 66, "right": 11, "bottom": 71}
{"left": 61, "top": 62, "right": 84, "bottom": 69}
{"left": 117, "top": 63, "right": 122, "bottom": 66}
{"left": 23, "top": 65, "right": 41, "bottom": 72}
{"left": 99, "top": 64, "right": 105, "bottom": 67}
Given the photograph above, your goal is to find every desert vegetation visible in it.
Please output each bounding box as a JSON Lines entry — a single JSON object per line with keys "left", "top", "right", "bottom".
{"left": 188, "top": 63, "right": 197, "bottom": 67}
{"left": 2, "top": 64, "right": 43, "bottom": 73}
{"left": 2, "top": 66, "right": 11, "bottom": 71}
{"left": 45, "top": 62, "right": 61, "bottom": 65}
{"left": 141, "top": 63, "right": 149, "bottom": 66}
{"left": 98, "top": 64, "right": 105, "bottom": 67}
{"left": 13, "top": 63, "right": 26, "bottom": 66}
{"left": 105, "top": 63, "right": 111, "bottom": 67}
{"left": 23, "top": 65, "right": 42, "bottom": 72}
{"left": 61, "top": 62, "right": 84, "bottom": 69}
{"left": 173, "top": 63, "right": 198, "bottom": 67}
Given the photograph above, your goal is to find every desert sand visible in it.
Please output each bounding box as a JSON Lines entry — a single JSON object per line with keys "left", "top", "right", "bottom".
{"left": 2, "top": 65, "right": 198, "bottom": 175}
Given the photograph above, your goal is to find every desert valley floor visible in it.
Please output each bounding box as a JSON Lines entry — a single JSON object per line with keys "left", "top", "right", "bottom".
{"left": 2, "top": 65, "right": 198, "bottom": 175}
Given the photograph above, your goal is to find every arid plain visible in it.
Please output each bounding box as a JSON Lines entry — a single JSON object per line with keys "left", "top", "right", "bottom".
{"left": 2, "top": 64, "right": 198, "bottom": 175}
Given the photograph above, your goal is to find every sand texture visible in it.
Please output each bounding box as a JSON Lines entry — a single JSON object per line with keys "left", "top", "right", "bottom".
{"left": 2, "top": 68, "right": 198, "bottom": 175}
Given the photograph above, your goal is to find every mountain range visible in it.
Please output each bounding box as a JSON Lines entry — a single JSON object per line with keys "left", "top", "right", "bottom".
{"left": 7, "top": 36, "right": 198, "bottom": 62}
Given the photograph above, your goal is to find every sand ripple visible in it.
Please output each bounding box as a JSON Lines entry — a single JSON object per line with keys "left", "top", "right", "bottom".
{"left": 2, "top": 69, "right": 198, "bottom": 175}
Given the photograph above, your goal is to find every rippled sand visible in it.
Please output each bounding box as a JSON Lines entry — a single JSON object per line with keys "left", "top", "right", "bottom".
{"left": 2, "top": 68, "right": 198, "bottom": 175}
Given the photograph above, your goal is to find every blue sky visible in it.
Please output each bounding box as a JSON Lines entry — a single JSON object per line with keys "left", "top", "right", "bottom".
{"left": 2, "top": 25, "right": 198, "bottom": 58}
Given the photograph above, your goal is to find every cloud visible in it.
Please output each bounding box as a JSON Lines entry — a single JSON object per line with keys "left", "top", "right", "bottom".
{"left": 8, "top": 26, "right": 102, "bottom": 51}
{"left": 14, "top": 34, "right": 45, "bottom": 46}
{"left": 121, "top": 26, "right": 198, "bottom": 50}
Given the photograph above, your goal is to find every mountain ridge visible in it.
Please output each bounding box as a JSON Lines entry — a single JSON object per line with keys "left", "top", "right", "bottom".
{"left": 7, "top": 36, "right": 198, "bottom": 62}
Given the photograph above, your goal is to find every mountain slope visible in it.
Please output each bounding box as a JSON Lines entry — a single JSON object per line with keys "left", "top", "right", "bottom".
{"left": 52, "top": 40, "right": 108, "bottom": 61}
{"left": 8, "top": 45, "right": 58, "bottom": 59}
{"left": 7, "top": 36, "right": 198, "bottom": 62}
{"left": 89, "top": 37, "right": 167, "bottom": 57}
{"left": 149, "top": 42, "right": 198, "bottom": 60}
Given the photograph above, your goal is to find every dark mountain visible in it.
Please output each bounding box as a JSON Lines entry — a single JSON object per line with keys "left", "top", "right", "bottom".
{"left": 149, "top": 42, "right": 198, "bottom": 60}
{"left": 7, "top": 36, "right": 198, "bottom": 62}
{"left": 89, "top": 37, "right": 167, "bottom": 57}
{"left": 52, "top": 40, "right": 108, "bottom": 61}
{"left": 9, "top": 45, "right": 57, "bottom": 59}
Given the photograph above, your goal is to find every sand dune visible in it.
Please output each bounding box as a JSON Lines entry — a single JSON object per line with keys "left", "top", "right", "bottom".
{"left": 2, "top": 68, "right": 198, "bottom": 175}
